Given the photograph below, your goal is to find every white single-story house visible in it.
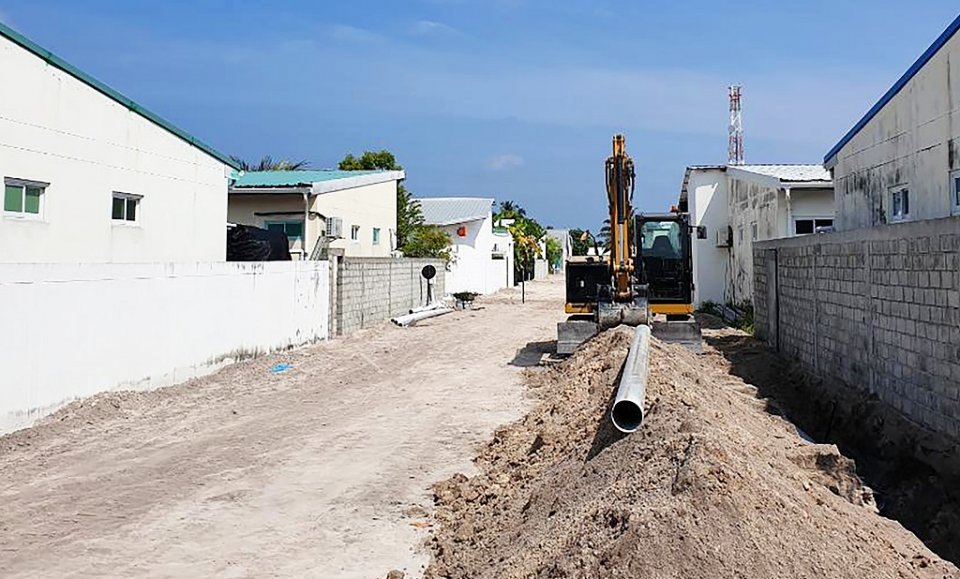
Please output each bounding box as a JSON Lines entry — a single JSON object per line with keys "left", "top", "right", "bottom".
{"left": 415, "top": 197, "right": 514, "bottom": 295}
{"left": 0, "top": 21, "right": 239, "bottom": 263}
{"left": 228, "top": 170, "right": 404, "bottom": 259}
{"left": 826, "top": 14, "right": 960, "bottom": 229}
{"left": 681, "top": 164, "right": 834, "bottom": 305}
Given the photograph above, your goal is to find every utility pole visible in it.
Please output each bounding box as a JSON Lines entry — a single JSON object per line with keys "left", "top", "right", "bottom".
{"left": 728, "top": 85, "right": 745, "bottom": 166}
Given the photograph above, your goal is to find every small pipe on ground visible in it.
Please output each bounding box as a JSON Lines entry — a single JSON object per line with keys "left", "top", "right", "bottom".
{"left": 611, "top": 325, "right": 651, "bottom": 433}
{"left": 392, "top": 307, "right": 454, "bottom": 327}
{"left": 410, "top": 302, "right": 444, "bottom": 315}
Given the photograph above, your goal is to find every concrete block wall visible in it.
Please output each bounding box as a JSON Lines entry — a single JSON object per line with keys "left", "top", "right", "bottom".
{"left": 335, "top": 257, "right": 445, "bottom": 335}
{"left": 754, "top": 216, "right": 960, "bottom": 440}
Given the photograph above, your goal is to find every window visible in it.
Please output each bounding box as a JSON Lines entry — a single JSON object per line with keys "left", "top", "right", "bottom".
{"left": 266, "top": 221, "right": 304, "bottom": 248}
{"left": 4, "top": 178, "right": 47, "bottom": 217}
{"left": 372, "top": 227, "right": 381, "bottom": 245}
{"left": 890, "top": 187, "right": 909, "bottom": 221}
{"left": 751, "top": 222, "right": 758, "bottom": 241}
{"left": 737, "top": 226, "right": 744, "bottom": 244}
{"left": 952, "top": 171, "right": 960, "bottom": 215}
{"left": 639, "top": 220, "right": 681, "bottom": 257}
{"left": 795, "top": 220, "right": 814, "bottom": 235}
{"left": 111, "top": 192, "right": 141, "bottom": 223}
{"left": 794, "top": 218, "right": 834, "bottom": 236}
{"left": 351, "top": 225, "right": 360, "bottom": 241}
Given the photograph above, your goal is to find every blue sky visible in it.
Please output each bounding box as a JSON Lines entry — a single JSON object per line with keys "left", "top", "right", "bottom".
{"left": 1, "top": 1, "right": 958, "bottom": 229}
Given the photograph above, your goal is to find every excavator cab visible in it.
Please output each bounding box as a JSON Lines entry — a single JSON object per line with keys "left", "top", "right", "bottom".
{"left": 636, "top": 214, "right": 693, "bottom": 312}
{"left": 636, "top": 212, "right": 701, "bottom": 351}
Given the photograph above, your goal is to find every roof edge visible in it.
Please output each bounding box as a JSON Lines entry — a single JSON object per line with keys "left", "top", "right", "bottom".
{"left": 426, "top": 215, "right": 489, "bottom": 226}
{"left": 0, "top": 21, "right": 240, "bottom": 170}
{"left": 824, "top": 13, "right": 960, "bottom": 165}
{"left": 313, "top": 170, "right": 404, "bottom": 194}
{"left": 413, "top": 196, "right": 497, "bottom": 203}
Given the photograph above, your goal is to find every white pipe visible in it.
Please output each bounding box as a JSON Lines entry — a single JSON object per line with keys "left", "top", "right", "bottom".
{"left": 611, "top": 325, "right": 651, "bottom": 433}
{"left": 409, "top": 302, "right": 443, "bottom": 315}
{"left": 392, "top": 307, "right": 454, "bottom": 327}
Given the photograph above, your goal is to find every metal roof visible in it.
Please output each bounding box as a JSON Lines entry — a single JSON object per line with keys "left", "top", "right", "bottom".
{"left": 232, "top": 170, "right": 382, "bottom": 188}
{"left": 414, "top": 197, "right": 494, "bottom": 226}
{"left": 732, "top": 164, "right": 831, "bottom": 183}
{"left": 0, "top": 21, "right": 240, "bottom": 170}
{"left": 824, "top": 13, "right": 960, "bottom": 165}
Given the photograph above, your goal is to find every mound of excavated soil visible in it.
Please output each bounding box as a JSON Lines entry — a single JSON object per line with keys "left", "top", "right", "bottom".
{"left": 425, "top": 328, "right": 958, "bottom": 579}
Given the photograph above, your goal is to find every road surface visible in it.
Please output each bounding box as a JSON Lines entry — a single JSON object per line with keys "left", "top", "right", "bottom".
{"left": 0, "top": 277, "right": 566, "bottom": 578}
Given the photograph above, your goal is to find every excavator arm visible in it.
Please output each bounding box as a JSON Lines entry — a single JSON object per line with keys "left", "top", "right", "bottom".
{"left": 606, "top": 134, "right": 636, "bottom": 301}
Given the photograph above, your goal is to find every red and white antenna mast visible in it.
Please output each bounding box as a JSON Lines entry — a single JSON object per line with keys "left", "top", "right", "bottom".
{"left": 728, "top": 85, "right": 744, "bottom": 165}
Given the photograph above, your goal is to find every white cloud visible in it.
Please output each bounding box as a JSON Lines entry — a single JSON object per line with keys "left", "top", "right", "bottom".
{"left": 328, "top": 25, "right": 383, "bottom": 43}
{"left": 488, "top": 154, "right": 525, "bottom": 171}
{"left": 410, "top": 20, "right": 461, "bottom": 37}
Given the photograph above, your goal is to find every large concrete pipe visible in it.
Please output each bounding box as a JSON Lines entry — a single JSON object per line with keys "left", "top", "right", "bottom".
{"left": 611, "top": 325, "right": 651, "bottom": 433}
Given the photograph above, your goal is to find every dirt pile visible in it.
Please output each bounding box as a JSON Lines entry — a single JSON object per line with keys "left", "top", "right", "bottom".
{"left": 425, "top": 328, "right": 958, "bottom": 579}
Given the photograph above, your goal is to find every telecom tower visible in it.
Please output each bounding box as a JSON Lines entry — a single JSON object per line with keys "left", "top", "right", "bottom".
{"left": 728, "top": 85, "right": 744, "bottom": 165}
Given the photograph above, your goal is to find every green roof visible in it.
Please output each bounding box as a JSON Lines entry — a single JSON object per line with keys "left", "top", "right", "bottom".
{"left": 232, "top": 170, "right": 383, "bottom": 188}
{"left": 0, "top": 21, "right": 240, "bottom": 170}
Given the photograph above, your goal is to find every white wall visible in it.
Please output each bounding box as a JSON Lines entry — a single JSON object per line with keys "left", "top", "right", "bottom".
{"left": 788, "top": 188, "right": 835, "bottom": 234}
{"left": 687, "top": 168, "right": 729, "bottom": 306}
{"left": 830, "top": 30, "right": 960, "bottom": 229}
{"left": 442, "top": 213, "right": 512, "bottom": 295}
{"left": 320, "top": 180, "right": 397, "bottom": 258}
{"left": 0, "top": 34, "right": 232, "bottom": 263}
{"left": 0, "top": 261, "right": 329, "bottom": 434}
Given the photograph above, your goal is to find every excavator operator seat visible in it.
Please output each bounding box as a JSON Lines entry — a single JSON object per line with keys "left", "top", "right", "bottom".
{"left": 650, "top": 235, "right": 678, "bottom": 259}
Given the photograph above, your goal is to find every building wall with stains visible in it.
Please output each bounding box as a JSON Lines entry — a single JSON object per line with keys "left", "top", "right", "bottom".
{"left": 727, "top": 176, "right": 783, "bottom": 304}
{"left": 829, "top": 31, "right": 960, "bottom": 230}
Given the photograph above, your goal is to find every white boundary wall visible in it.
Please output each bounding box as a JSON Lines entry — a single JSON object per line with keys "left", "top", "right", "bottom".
{"left": 0, "top": 261, "right": 329, "bottom": 433}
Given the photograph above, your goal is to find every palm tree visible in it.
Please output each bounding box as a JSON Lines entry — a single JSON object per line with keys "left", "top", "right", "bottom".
{"left": 231, "top": 155, "right": 311, "bottom": 172}
{"left": 496, "top": 200, "right": 526, "bottom": 220}
{"left": 598, "top": 219, "right": 612, "bottom": 252}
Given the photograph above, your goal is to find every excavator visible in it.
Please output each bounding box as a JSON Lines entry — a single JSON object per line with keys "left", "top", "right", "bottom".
{"left": 557, "top": 134, "right": 703, "bottom": 356}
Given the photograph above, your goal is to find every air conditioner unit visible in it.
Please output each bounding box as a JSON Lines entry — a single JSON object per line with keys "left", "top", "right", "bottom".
{"left": 716, "top": 225, "right": 733, "bottom": 248}
{"left": 325, "top": 216, "right": 343, "bottom": 239}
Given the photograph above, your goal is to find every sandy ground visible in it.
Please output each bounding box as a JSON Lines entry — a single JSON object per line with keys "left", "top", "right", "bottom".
{"left": 0, "top": 278, "right": 567, "bottom": 579}
{"left": 425, "top": 327, "right": 959, "bottom": 578}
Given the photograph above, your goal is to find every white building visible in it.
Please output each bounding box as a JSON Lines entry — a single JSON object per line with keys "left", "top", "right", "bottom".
{"left": 826, "top": 14, "right": 960, "bottom": 229}
{"left": 681, "top": 164, "right": 834, "bottom": 305}
{"left": 0, "top": 22, "right": 238, "bottom": 263}
{"left": 415, "top": 197, "right": 514, "bottom": 295}
{"left": 228, "top": 170, "right": 404, "bottom": 258}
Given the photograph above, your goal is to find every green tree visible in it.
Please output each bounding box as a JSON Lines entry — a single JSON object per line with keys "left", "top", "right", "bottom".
{"left": 545, "top": 236, "right": 563, "bottom": 269}
{"left": 403, "top": 225, "right": 452, "bottom": 263}
{"left": 598, "top": 219, "right": 612, "bottom": 252}
{"left": 396, "top": 187, "right": 424, "bottom": 251}
{"left": 338, "top": 150, "right": 400, "bottom": 171}
{"left": 231, "top": 155, "right": 310, "bottom": 171}
{"left": 495, "top": 200, "right": 527, "bottom": 219}
{"left": 495, "top": 200, "right": 546, "bottom": 281}
{"left": 569, "top": 228, "right": 592, "bottom": 256}
{"left": 338, "top": 150, "right": 430, "bottom": 252}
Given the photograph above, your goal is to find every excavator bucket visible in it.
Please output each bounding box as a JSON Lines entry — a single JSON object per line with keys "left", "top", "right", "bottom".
{"left": 650, "top": 317, "right": 702, "bottom": 352}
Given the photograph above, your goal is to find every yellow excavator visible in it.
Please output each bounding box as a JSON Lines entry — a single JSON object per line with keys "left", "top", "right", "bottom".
{"left": 557, "top": 134, "right": 703, "bottom": 355}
